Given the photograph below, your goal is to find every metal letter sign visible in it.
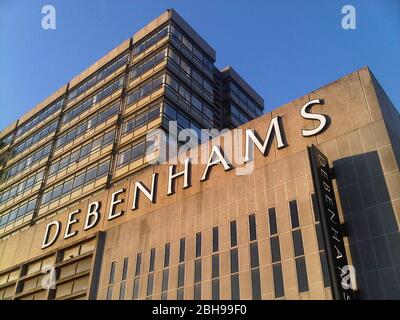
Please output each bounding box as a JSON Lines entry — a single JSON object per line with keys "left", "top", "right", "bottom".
{"left": 308, "top": 145, "right": 355, "bottom": 300}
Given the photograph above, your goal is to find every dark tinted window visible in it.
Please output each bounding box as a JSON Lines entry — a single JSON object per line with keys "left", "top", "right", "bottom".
{"left": 230, "top": 248, "right": 239, "bottom": 273}
{"left": 179, "top": 238, "right": 185, "bottom": 263}
{"left": 178, "top": 264, "right": 185, "bottom": 288}
{"left": 147, "top": 273, "right": 154, "bottom": 296}
{"left": 268, "top": 207, "right": 278, "bottom": 235}
{"left": 212, "top": 254, "right": 219, "bottom": 279}
{"left": 273, "top": 263, "right": 285, "bottom": 298}
{"left": 195, "top": 232, "right": 202, "bottom": 257}
{"left": 109, "top": 261, "right": 116, "bottom": 284}
{"left": 251, "top": 269, "right": 261, "bottom": 300}
{"left": 135, "top": 253, "right": 142, "bottom": 276}
{"left": 289, "top": 200, "right": 300, "bottom": 229}
{"left": 212, "top": 226, "right": 219, "bottom": 252}
{"left": 149, "top": 248, "right": 156, "bottom": 272}
{"left": 231, "top": 274, "right": 240, "bottom": 300}
{"left": 162, "top": 269, "right": 169, "bottom": 292}
{"left": 230, "top": 220, "right": 237, "bottom": 247}
{"left": 250, "top": 242, "right": 259, "bottom": 268}
{"left": 249, "top": 214, "right": 257, "bottom": 241}
{"left": 164, "top": 243, "right": 170, "bottom": 268}
{"left": 292, "top": 230, "right": 305, "bottom": 257}
{"left": 295, "top": 257, "right": 309, "bottom": 293}
{"left": 194, "top": 259, "right": 202, "bottom": 283}
{"left": 122, "top": 257, "right": 129, "bottom": 281}
{"left": 271, "top": 237, "right": 281, "bottom": 263}
{"left": 212, "top": 279, "right": 220, "bottom": 300}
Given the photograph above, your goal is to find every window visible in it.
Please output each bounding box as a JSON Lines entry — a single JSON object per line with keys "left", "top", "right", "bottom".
{"left": 58, "top": 103, "right": 120, "bottom": 148}
{"left": 178, "top": 264, "right": 185, "bottom": 288}
{"left": 161, "top": 269, "right": 169, "bottom": 293}
{"left": 212, "top": 226, "right": 219, "bottom": 253}
{"left": 195, "top": 232, "right": 202, "bottom": 258}
{"left": 268, "top": 207, "right": 278, "bottom": 236}
{"left": 250, "top": 243, "right": 259, "bottom": 269}
{"left": 212, "top": 279, "right": 219, "bottom": 300}
{"left": 133, "top": 25, "right": 169, "bottom": 55}
{"left": 270, "top": 237, "right": 281, "bottom": 263}
{"left": 122, "top": 257, "right": 129, "bottom": 281}
{"left": 231, "top": 274, "right": 240, "bottom": 300}
{"left": 289, "top": 200, "right": 300, "bottom": 229}
{"left": 177, "top": 288, "right": 184, "bottom": 300}
{"left": 43, "top": 159, "right": 110, "bottom": 206}
{"left": 109, "top": 261, "right": 116, "bottom": 284}
{"left": 230, "top": 220, "right": 237, "bottom": 247}
{"left": 147, "top": 273, "right": 154, "bottom": 297}
{"left": 163, "top": 243, "right": 170, "bottom": 268}
{"left": 230, "top": 248, "right": 239, "bottom": 274}
{"left": 249, "top": 214, "right": 257, "bottom": 241}
{"left": 11, "top": 120, "right": 57, "bottom": 157}
{"left": 295, "top": 257, "right": 309, "bottom": 293}
{"left": 6, "top": 143, "right": 51, "bottom": 179}
{"left": 273, "top": 263, "right": 285, "bottom": 298}
{"left": 179, "top": 238, "right": 186, "bottom": 263}
{"left": 251, "top": 269, "right": 261, "bottom": 300}
{"left": 68, "top": 54, "right": 128, "bottom": 101}
{"left": 194, "top": 259, "right": 202, "bottom": 283}
{"left": 135, "top": 253, "right": 142, "bottom": 277}
{"left": 212, "top": 254, "right": 219, "bottom": 279}
{"left": 16, "top": 99, "right": 63, "bottom": 137}
{"left": 126, "top": 74, "right": 165, "bottom": 106}
{"left": 292, "top": 229, "right": 305, "bottom": 257}
{"left": 63, "top": 79, "right": 122, "bottom": 124}
{"left": 194, "top": 283, "right": 201, "bottom": 300}
{"left": 149, "top": 248, "right": 156, "bottom": 272}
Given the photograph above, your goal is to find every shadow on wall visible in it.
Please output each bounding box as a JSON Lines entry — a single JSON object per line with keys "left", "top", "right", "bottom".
{"left": 334, "top": 151, "right": 400, "bottom": 299}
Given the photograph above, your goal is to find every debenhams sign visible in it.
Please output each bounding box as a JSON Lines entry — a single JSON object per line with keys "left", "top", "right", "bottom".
{"left": 42, "top": 99, "right": 328, "bottom": 249}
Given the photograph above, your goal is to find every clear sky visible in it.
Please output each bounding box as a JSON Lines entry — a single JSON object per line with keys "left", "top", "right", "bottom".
{"left": 0, "top": 0, "right": 399, "bottom": 131}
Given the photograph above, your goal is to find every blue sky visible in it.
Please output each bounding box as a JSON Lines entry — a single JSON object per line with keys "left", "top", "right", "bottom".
{"left": 0, "top": 0, "right": 399, "bottom": 131}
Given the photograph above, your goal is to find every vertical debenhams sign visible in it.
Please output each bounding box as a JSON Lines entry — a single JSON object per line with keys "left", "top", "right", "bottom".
{"left": 308, "top": 145, "right": 355, "bottom": 300}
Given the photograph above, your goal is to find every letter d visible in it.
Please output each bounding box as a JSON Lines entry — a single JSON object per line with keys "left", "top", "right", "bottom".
{"left": 42, "top": 221, "right": 61, "bottom": 249}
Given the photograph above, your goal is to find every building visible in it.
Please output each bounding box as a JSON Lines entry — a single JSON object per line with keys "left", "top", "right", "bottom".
{"left": 0, "top": 9, "right": 399, "bottom": 301}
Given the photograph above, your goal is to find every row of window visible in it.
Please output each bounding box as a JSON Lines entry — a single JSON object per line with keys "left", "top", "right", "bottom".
{"left": 56, "top": 102, "right": 120, "bottom": 149}
{"left": 126, "top": 73, "right": 164, "bottom": 106}
{"left": 0, "top": 134, "right": 13, "bottom": 150}
{"left": 163, "top": 102, "right": 203, "bottom": 139}
{"left": 116, "top": 138, "right": 157, "bottom": 169}
{"left": 122, "top": 102, "right": 161, "bottom": 135}
{"left": 133, "top": 25, "right": 169, "bottom": 56}
{"left": 4, "top": 143, "right": 51, "bottom": 180}
{"left": 68, "top": 54, "right": 129, "bottom": 101}
{"left": 169, "top": 24, "right": 214, "bottom": 75}
{"left": 167, "top": 48, "right": 214, "bottom": 101}
{"left": 0, "top": 197, "right": 37, "bottom": 228}
{"left": 15, "top": 99, "right": 63, "bottom": 138}
{"left": 228, "top": 81, "right": 263, "bottom": 117}
{"left": 41, "top": 158, "right": 111, "bottom": 206}
{"left": 50, "top": 129, "right": 115, "bottom": 177}
{"left": 130, "top": 48, "right": 167, "bottom": 80}
{"left": 123, "top": 202, "right": 323, "bottom": 300}
{"left": 165, "top": 73, "right": 214, "bottom": 122}
{"left": 62, "top": 77, "right": 123, "bottom": 125}
{"left": 230, "top": 103, "right": 251, "bottom": 124}
{"left": 0, "top": 169, "right": 44, "bottom": 205}
{"left": 10, "top": 121, "right": 57, "bottom": 158}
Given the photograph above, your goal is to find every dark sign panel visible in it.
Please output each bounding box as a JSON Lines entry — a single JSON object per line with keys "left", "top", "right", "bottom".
{"left": 308, "top": 145, "right": 355, "bottom": 300}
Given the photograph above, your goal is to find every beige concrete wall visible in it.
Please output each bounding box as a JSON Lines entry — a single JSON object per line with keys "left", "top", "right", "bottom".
{"left": 0, "top": 67, "right": 399, "bottom": 299}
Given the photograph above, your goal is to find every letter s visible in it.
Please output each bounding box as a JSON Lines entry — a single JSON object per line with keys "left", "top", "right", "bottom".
{"left": 300, "top": 99, "right": 328, "bottom": 137}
